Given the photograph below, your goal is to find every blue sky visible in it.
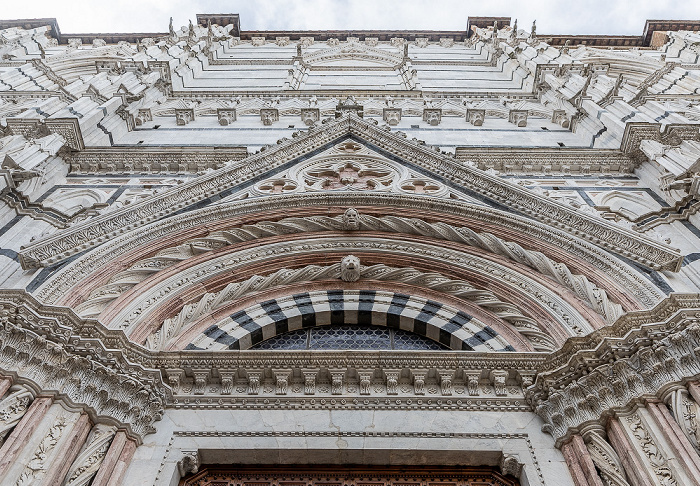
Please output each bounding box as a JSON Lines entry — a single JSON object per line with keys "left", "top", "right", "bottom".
{"left": 3, "top": 0, "right": 700, "bottom": 36}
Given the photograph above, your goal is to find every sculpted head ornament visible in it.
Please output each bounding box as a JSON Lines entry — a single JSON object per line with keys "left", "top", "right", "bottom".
{"left": 340, "top": 255, "right": 361, "bottom": 282}
{"left": 341, "top": 207, "right": 361, "bottom": 230}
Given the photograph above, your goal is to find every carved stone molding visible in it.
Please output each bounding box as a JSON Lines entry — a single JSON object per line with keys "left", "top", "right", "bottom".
{"left": 19, "top": 114, "right": 681, "bottom": 272}
{"left": 0, "top": 292, "right": 165, "bottom": 442}
{"left": 528, "top": 293, "right": 700, "bottom": 445}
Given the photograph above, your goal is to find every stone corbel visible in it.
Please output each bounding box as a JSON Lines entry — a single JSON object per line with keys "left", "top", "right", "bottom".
{"left": 191, "top": 369, "right": 209, "bottom": 395}
{"left": 466, "top": 108, "right": 485, "bottom": 126}
{"left": 175, "top": 108, "right": 195, "bottom": 126}
{"left": 177, "top": 450, "right": 200, "bottom": 477}
{"left": 247, "top": 371, "right": 261, "bottom": 395}
{"left": 219, "top": 372, "right": 234, "bottom": 395}
{"left": 384, "top": 369, "right": 400, "bottom": 395}
{"left": 329, "top": 369, "right": 344, "bottom": 395}
{"left": 383, "top": 108, "right": 402, "bottom": 126}
{"left": 490, "top": 370, "right": 508, "bottom": 396}
{"left": 508, "top": 109, "right": 528, "bottom": 127}
{"left": 273, "top": 369, "right": 289, "bottom": 395}
{"left": 135, "top": 108, "right": 152, "bottom": 126}
{"left": 165, "top": 369, "right": 185, "bottom": 393}
{"left": 438, "top": 371, "right": 453, "bottom": 396}
{"left": 423, "top": 108, "right": 442, "bottom": 126}
{"left": 300, "top": 108, "right": 319, "bottom": 126}
{"left": 217, "top": 108, "right": 237, "bottom": 126}
{"left": 302, "top": 369, "right": 317, "bottom": 395}
{"left": 464, "top": 371, "right": 481, "bottom": 396}
{"left": 551, "top": 109, "right": 570, "bottom": 129}
{"left": 499, "top": 454, "right": 523, "bottom": 478}
{"left": 359, "top": 372, "right": 372, "bottom": 395}
{"left": 413, "top": 371, "right": 427, "bottom": 395}
{"left": 260, "top": 108, "right": 279, "bottom": 126}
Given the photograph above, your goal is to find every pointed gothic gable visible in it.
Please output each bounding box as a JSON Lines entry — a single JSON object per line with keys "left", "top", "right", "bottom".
{"left": 19, "top": 114, "right": 682, "bottom": 271}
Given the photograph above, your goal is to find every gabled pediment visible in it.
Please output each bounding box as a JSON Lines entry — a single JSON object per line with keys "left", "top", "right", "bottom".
{"left": 302, "top": 42, "right": 404, "bottom": 69}
{"left": 20, "top": 114, "right": 682, "bottom": 271}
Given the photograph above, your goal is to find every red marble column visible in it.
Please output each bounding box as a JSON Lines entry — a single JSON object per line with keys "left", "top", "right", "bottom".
{"left": 0, "top": 376, "right": 12, "bottom": 399}
{"left": 91, "top": 430, "right": 138, "bottom": 486}
{"left": 646, "top": 401, "right": 700, "bottom": 478}
{"left": 0, "top": 396, "right": 53, "bottom": 476}
{"left": 41, "top": 412, "right": 92, "bottom": 486}
{"left": 560, "top": 434, "right": 605, "bottom": 486}
{"left": 607, "top": 418, "right": 653, "bottom": 486}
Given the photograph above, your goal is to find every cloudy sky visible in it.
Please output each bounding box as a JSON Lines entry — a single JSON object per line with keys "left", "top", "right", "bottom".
{"left": 3, "top": 0, "right": 700, "bottom": 36}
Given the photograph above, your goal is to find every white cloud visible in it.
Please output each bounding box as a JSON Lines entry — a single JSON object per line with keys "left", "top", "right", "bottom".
{"left": 2, "top": 0, "right": 700, "bottom": 36}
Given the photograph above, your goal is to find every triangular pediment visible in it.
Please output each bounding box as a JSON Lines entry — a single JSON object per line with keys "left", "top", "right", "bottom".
{"left": 217, "top": 138, "right": 482, "bottom": 204}
{"left": 20, "top": 114, "right": 682, "bottom": 272}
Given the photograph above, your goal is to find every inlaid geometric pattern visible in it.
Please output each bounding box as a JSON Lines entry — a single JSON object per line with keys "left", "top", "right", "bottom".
{"left": 186, "top": 289, "right": 516, "bottom": 352}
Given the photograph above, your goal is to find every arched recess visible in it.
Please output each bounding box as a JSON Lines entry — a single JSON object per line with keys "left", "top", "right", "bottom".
{"left": 31, "top": 193, "right": 664, "bottom": 354}
{"left": 176, "top": 290, "right": 516, "bottom": 352}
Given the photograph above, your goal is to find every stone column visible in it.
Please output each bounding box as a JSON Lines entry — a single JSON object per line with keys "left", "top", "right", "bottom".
{"left": 91, "top": 430, "right": 138, "bottom": 486}
{"left": 0, "top": 395, "right": 52, "bottom": 476}
{"left": 560, "top": 434, "right": 604, "bottom": 486}
{"left": 0, "top": 386, "right": 33, "bottom": 447}
{"left": 580, "top": 425, "right": 630, "bottom": 486}
{"left": 41, "top": 412, "right": 92, "bottom": 485}
{"left": 63, "top": 424, "right": 117, "bottom": 486}
{"left": 0, "top": 376, "right": 12, "bottom": 398}
{"left": 609, "top": 409, "right": 700, "bottom": 486}
{"left": 687, "top": 381, "right": 700, "bottom": 404}
{"left": 646, "top": 401, "right": 700, "bottom": 478}
{"left": 607, "top": 417, "right": 657, "bottom": 486}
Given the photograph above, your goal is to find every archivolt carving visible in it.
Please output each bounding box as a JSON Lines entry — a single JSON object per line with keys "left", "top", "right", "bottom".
{"left": 145, "top": 262, "right": 553, "bottom": 351}
{"left": 78, "top": 211, "right": 625, "bottom": 326}
{"left": 34, "top": 192, "right": 662, "bottom": 310}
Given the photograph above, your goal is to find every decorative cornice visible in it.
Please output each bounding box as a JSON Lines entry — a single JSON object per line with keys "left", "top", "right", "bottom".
{"left": 527, "top": 293, "right": 700, "bottom": 446}
{"left": 19, "top": 114, "right": 682, "bottom": 271}
{"left": 0, "top": 291, "right": 165, "bottom": 443}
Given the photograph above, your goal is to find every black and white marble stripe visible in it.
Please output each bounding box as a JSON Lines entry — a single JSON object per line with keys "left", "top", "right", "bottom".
{"left": 186, "top": 289, "right": 515, "bottom": 352}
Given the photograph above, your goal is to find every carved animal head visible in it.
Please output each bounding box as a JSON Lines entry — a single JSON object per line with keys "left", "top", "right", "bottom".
{"left": 340, "top": 255, "right": 361, "bottom": 282}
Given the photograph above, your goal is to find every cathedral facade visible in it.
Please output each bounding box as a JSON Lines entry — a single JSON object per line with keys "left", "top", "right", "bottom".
{"left": 2, "top": 13, "right": 700, "bottom": 486}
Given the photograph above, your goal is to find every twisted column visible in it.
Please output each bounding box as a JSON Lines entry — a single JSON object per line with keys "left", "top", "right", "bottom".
{"left": 63, "top": 424, "right": 117, "bottom": 486}
{"left": 581, "top": 425, "right": 630, "bottom": 486}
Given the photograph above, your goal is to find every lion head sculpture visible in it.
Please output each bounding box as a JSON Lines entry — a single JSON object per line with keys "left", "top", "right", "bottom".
{"left": 340, "top": 255, "right": 361, "bottom": 282}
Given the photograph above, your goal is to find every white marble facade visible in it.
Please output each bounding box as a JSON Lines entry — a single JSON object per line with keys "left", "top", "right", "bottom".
{"left": 1, "top": 14, "right": 700, "bottom": 486}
